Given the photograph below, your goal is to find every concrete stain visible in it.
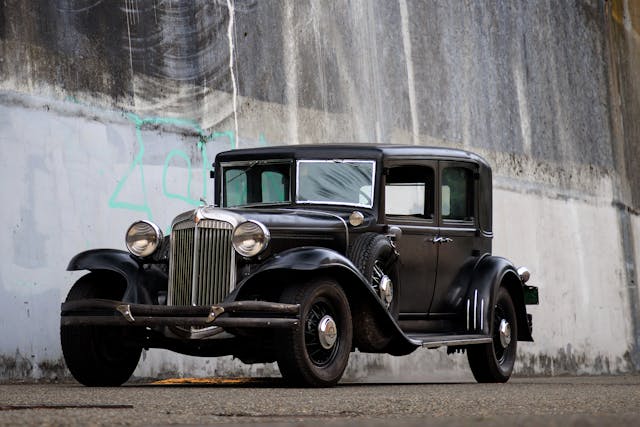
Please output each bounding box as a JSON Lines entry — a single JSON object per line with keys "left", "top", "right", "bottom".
{"left": 0, "top": 352, "right": 34, "bottom": 379}
{"left": 12, "top": 155, "right": 49, "bottom": 269}
{"left": 516, "top": 346, "right": 633, "bottom": 376}
{"left": 0, "top": 354, "right": 67, "bottom": 382}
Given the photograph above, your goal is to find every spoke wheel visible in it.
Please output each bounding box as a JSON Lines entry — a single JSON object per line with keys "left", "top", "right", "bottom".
{"left": 467, "top": 287, "right": 518, "bottom": 383}
{"left": 305, "top": 300, "right": 339, "bottom": 366}
{"left": 277, "top": 278, "right": 352, "bottom": 387}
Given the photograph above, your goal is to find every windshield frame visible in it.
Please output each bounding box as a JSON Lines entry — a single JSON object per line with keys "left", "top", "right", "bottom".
{"left": 295, "top": 159, "right": 377, "bottom": 209}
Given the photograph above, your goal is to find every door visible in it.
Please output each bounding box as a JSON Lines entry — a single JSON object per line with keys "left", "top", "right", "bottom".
{"left": 383, "top": 163, "right": 438, "bottom": 316}
{"left": 428, "top": 161, "right": 481, "bottom": 316}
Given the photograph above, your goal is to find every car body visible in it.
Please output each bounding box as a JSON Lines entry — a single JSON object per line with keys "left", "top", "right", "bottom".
{"left": 60, "top": 144, "right": 539, "bottom": 386}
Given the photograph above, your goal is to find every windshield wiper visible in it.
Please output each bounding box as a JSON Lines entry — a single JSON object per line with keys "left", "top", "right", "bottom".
{"left": 225, "top": 161, "right": 258, "bottom": 185}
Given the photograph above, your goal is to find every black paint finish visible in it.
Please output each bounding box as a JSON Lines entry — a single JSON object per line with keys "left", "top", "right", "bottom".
{"left": 61, "top": 144, "right": 537, "bottom": 385}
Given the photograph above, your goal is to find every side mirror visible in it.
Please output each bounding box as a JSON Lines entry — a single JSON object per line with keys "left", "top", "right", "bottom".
{"left": 209, "top": 167, "right": 215, "bottom": 179}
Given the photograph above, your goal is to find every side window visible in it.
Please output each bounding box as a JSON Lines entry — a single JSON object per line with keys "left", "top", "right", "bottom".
{"left": 441, "top": 166, "right": 474, "bottom": 222}
{"left": 385, "top": 166, "right": 434, "bottom": 220}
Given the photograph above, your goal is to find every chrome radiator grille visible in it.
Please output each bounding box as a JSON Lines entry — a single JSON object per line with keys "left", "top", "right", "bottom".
{"left": 168, "top": 219, "right": 235, "bottom": 306}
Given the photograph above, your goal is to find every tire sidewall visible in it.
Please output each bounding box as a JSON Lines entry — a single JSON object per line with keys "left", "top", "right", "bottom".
{"left": 61, "top": 324, "right": 142, "bottom": 386}
{"left": 61, "top": 273, "right": 141, "bottom": 386}
{"left": 492, "top": 287, "right": 518, "bottom": 378}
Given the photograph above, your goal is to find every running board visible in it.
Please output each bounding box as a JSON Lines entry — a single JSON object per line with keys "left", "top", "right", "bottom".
{"left": 406, "top": 334, "right": 492, "bottom": 349}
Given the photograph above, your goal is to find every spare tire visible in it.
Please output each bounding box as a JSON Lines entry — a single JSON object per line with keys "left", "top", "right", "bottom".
{"left": 348, "top": 233, "right": 400, "bottom": 318}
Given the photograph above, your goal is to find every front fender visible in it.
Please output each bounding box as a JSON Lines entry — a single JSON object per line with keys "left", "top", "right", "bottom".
{"left": 466, "top": 256, "right": 533, "bottom": 341}
{"left": 252, "top": 246, "right": 355, "bottom": 273}
{"left": 230, "top": 247, "right": 418, "bottom": 356}
{"left": 230, "top": 247, "right": 371, "bottom": 302}
{"left": 68, "top": 249, "right": 140, "bottom": 278}
{"left": 67, "top": 249, "right": 167, "bottom": 304}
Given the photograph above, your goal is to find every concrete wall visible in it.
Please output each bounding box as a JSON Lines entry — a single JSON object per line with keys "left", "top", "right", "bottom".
{"left": 0, "top": 0, "right": 638, "bottom": 381}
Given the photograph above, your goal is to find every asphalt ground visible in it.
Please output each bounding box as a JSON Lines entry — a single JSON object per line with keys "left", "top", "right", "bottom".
{"left": 0, "top": 375, "right": 638, "bottom": 426}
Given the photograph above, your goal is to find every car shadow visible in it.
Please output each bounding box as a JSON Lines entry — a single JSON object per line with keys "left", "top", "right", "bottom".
{"left": 125, "top": 377, "right": 474, "bottom": 388}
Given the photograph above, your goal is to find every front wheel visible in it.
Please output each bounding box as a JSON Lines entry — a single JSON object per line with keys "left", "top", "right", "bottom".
{"left": 60, "top": 273, "right": 142, "bottom": 386}
{"left": 61, "top": 325, "right": 142, "bottom": 386}
{"left": 277, "top": 278, "right": 353, "bottom": 387}
{"left": 467, "top": 287, "right": 518, "bottom": 383}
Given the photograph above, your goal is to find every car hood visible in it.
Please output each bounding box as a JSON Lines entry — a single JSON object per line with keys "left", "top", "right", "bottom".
{"left": 171, "top": 206, "right": 351, "bottom": 255}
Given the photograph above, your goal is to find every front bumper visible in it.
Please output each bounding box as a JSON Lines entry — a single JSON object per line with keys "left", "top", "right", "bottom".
{"left": 60, "top": 299, "right": 300, "bottom": 329}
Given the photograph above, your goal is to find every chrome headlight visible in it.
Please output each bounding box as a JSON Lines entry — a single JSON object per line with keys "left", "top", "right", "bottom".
{"left": 125, "top": 220, "right": 163, "bottom": 258}
{"left": 232, "top": 220, "right": 270, "bottom": 257}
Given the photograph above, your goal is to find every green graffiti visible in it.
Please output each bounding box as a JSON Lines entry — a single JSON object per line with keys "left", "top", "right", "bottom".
{"left": 108, "top": 112, "right": 239, "bottom": 221}
{"left": 163, "top": 149, "right": 198, "bottom": 206}
{"left": 108, "top": 123, "right": 153, "bottom": 219}
{"left": 59, "top": 97, "right": 246, "bottom": 222}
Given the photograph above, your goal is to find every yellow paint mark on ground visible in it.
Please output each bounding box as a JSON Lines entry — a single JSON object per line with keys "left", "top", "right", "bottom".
{"left": 151, "top": 377, "right": 267, "bottom": 385}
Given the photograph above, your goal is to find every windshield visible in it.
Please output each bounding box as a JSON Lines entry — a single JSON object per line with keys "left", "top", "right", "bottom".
{"left": 222, "top": 161, "right": 291, "bottom": 207}
{"left": 296, "top": 160, "right": 375, "bottom": 208}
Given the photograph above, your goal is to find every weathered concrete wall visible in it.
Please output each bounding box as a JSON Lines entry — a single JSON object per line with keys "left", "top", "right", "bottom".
{"left": 0, "top": 0, "right": 638, "bottom": 380}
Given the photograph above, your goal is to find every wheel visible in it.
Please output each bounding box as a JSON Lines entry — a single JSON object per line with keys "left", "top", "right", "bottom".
{"left": 348, "top": 233, "right": 399, "bottom": 317}
{"left": 467, "top": 287, "right": 518, "bottom": 383}
{"left": 277, "top": 278, "right": 353, "bottom": 387}
{"left": 60, "top": 273, "right": 142, "bottom": 386}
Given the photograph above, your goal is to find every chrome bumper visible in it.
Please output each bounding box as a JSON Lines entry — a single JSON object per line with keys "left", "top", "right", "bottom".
{"left": 60, "top": 299, "right": 300, "bottom": 329}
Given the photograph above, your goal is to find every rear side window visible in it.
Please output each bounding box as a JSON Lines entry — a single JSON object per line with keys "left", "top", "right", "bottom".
{"left": 441, "top": 166, "right": 474, "bottom": 222}
{"left": 385, "top": 166, "right": 435, "bottom": 220}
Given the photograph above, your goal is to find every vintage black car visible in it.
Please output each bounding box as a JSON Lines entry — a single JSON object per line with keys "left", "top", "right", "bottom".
{"left": 61, "top": 144, "right": 538, "bottom": 387}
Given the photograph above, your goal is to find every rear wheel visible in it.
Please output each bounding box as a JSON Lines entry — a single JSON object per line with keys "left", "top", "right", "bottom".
{"left": 467, "top": 287, "right": 518, "bottom": 383}
{"left": 60, "top": 273, "right": 142, "bottom": 386}
{"left": 277, "top": 278, "right": 353, "bottom": 387}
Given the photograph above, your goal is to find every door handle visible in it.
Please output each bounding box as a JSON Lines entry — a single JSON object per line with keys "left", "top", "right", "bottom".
{"left": 431, "top": 236, "right": 453, "bottom": 244}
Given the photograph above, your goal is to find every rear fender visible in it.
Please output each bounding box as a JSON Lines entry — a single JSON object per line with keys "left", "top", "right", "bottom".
{"left": 67, "top": 249, "right": 167, "bottom": 304}
{"left": 230, "top": 247, "right": 418, "bottom": 355}
{"left": 465, "top": 256, "right": 533, "bottom": 341}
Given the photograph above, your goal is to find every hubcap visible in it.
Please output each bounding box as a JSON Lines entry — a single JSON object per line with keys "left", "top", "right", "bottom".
{"left": 317, "top": 315, "right": 338, "bottom": 350}
{"left": 498, "top": 318, "right": 511, "bottom": 349}
{"left": 373, "top": 261, "right": 394, "bottom": 308}
{"left": 379, "top": 275, "right": 394, "bottom": 306}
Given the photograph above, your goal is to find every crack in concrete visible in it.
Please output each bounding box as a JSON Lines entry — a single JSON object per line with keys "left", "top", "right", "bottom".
{"left": 0, "top": 404, "right": 133, "bottom": 411}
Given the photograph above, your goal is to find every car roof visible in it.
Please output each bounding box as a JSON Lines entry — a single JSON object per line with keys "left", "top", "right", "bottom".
{"left": 216, "top": 144, "right": 490, "bottom": 168}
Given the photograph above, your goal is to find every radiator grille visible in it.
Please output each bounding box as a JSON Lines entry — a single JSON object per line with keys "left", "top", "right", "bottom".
{"left": 168, "top": 219, "right": 235, "bottom": 306}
